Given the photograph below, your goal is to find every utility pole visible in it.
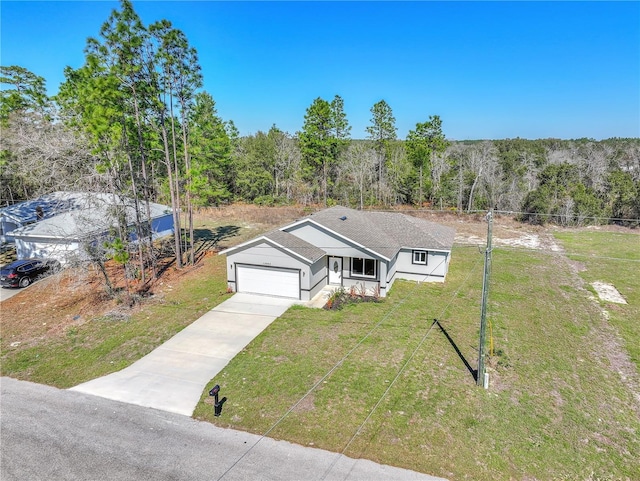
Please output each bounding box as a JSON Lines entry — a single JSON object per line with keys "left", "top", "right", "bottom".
{"left": 477, "top": 210, "right": 493, "bottom": 388}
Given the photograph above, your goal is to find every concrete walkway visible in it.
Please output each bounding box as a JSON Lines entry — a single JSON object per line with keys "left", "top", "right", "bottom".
{"left": 71, "top": 293, "right": 297, "bottom": 416}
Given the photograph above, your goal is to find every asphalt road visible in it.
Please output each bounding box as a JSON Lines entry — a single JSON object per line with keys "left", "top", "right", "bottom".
{"left": 1, "top": 378, "right": 447, "bottom": 481}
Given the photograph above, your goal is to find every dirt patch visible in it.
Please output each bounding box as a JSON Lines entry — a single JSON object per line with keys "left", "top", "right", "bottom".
{"left": 292, "top": 393, "right": 316, "bottom": 413}
{"left": 1, "top": 207, "right": 305, "bottom": 353}
{"left": 411, "top": 211, "right": 564, "bottom": 252}
{"left": 591, "top": 281, "right": 628, "bottom": 304}
{"left": 559, "top": 256, "right": 640, "bottom": 411}
{"left": 0, "top": 256, "right": 203, "bottom": 351}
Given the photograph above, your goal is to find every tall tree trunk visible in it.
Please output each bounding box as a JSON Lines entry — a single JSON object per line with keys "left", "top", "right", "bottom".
{"left": 467, "top": 166, "right": 483, "bottom": 213}
{"left": 457, "top": 167, "right": 464, "bottom": 212}
{"left": 159, "top": 114, "right": 182, "bottom": 268}
{"left": 169, "top": 93, "right": 184, "bottom": 265}
{"left": 179, "top": 98, "right": 194, "bottom": 266}
{"left": 120, "top": 117, "right": 146, "bottom": 284}
{"left": 130, "top": 87, "right": 153, "bottom": 281}
{"left": 419, "top": 165, "right": 423, "bottom": 206}
{"left": 323, "top": 158, "right": 328, "bottom": 207}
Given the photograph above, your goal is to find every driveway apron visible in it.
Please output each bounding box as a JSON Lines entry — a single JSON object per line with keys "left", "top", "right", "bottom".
{"left": 70, "top": 293, "right": 296, "bottom": 416}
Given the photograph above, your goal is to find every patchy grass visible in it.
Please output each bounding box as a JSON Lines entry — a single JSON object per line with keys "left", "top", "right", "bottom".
{"left": 194, "top": 241, "right": 640, "bottom": 480}
{"left": 0, "top": 209, "right": 304, "bottom": 388}
{"left": 0, "top": 253, "right": 231, "bottom": 388}
{"left": 554, "top": 230, "right": 640, "bottom": 371}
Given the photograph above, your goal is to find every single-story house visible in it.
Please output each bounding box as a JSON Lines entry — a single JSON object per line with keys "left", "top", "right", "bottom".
{"left": 219, "top": 206, "right": 455, "bottom": 300}
{"left": 9, "top": 192, "right": 173, "bottom": 264}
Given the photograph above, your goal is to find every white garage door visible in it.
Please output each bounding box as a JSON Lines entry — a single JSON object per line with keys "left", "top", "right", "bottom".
{"left": 236, "top": 265, "right": 300, "bottom": 299}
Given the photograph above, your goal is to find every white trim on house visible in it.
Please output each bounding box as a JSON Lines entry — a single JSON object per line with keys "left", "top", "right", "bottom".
{"left": 236, "top": 264, "right": 300, "bottom": 299}
{"left": 412, "top": 250, "right": 427, "bottom": 265}
{"left": 350, "top": 257, "right": 377, "bottom": 279}
{"left": 220, "top": 236, "right": 314, "bottom": 264}
{"left": 402, "top": 247, "right": 451, "bottom": 254}
{"left": 222, "top": 207, "right": 455, "bottom": 300}
{"left": 281, "top": 218, "right": 391, "bottom": 262}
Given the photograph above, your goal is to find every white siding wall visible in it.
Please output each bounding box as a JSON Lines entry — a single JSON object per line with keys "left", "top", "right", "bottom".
{"left": 15, "top": 238, "right": 86, "bottom": 264}
{"left": 342, "top": 277, "right": 383, "bottom": 297}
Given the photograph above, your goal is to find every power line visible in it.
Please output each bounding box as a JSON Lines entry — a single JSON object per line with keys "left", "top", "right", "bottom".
{"left": 319, "top": 320, "right": 441, "bottom": 481}
{"left": 318, "top": 253, "right": 485, "bottom": 480}
{"left": 484, "top": 244, "right": 640, "bottom": 262}
{"left": 215, "top": 256, "right": 455, "bottom": 481}
{"left": 493, "top": 209, "right": 640, "bottom": 223}
{"left": 365, "top": 207, "right": 640, "bottom": 224}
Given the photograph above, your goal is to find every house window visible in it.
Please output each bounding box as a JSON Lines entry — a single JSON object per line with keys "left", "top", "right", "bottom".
{"left": 351, "top": 258, "right": 376, "bottom": 278}
{"left": 412, "top": 250, "right": 427, "bottom": 265}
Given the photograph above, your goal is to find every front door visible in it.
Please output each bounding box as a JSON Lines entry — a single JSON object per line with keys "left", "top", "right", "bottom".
{"left": 328, "top": 257, "right": 342, "bottom": 285}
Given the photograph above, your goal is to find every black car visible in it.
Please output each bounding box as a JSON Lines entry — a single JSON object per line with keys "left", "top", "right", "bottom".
{"left": 0, "top": 258, "right": 60, "bottom": 288}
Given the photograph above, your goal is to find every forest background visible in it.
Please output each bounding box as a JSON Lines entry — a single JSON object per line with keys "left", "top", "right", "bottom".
{"left": 1, "top": 1, "right": 638, "bottom": 279}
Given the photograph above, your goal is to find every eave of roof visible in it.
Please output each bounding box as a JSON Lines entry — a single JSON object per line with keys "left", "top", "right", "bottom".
{"left": 219, "top": 231, "right": 325, "bottom": 264}
{"left": 284, "top": 206, "right": 454, "bottom": 259}
{"left": 220, "top": 206, "right": 455, "bottom": 264}
{"left": 9, "top": 196, "right": 172, "bottom": 240}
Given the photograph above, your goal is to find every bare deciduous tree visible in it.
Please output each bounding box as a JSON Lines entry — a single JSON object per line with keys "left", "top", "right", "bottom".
{"left": 339, "top": 142, "right": 377, "bottom": 209}
{"left": 0, "top": 110, "right": 102, "bottom": 204}
{"left": 273, "top": 131, "right": 301, "bottom": 202}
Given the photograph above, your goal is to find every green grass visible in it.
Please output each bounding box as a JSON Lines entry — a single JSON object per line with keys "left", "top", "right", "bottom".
{"left": 0, "top": 254, "right": 231, "bottom": 387}
{"left": 554, "top": 230, "right": 640, "bottom": 370}
{"left": 194, "top": 239, "right": 640, "bottom": 480}
{"left": 0, "top": 214, "right": 279, "bottom": 388}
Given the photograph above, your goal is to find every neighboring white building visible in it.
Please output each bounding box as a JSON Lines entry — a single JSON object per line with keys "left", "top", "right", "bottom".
{"left": 4, "top": 192, "right": 173, "bottom": 264}
{"left": 220, "top": 206, "right": 455, "bottom": 300}
{"left": 0, "top": 191, "right": 83, "bottom": 243}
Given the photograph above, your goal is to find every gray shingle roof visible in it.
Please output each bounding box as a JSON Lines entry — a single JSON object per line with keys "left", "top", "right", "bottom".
{"left": 263, "top": 229, "right": 326, "bottom": 263}
{"left": 304, "top": 206, "right": 455, "bottom": 259}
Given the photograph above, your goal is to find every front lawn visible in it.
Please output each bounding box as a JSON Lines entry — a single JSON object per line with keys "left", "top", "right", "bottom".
{"left": 194, "top": 238, "right": 640, "bottom": 481}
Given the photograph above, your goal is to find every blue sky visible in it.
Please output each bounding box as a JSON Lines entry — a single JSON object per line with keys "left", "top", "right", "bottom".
{"left": 1, "top": 1, "right": 639, "bottom": 140}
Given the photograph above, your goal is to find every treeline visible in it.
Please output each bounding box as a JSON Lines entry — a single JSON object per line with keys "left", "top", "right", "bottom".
{"left": 221, "top": 132, "right": 640, "bottom": 225}
{"left": 2, "top": 0, "right": 640, "bottom": 238}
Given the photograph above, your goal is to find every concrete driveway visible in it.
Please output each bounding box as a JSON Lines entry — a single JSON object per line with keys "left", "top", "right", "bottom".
{"left": 0, "top": 287, "right": 22, "bottom": 302}
{"left": 71, "top": 293, "right": 296, "bottom": 416}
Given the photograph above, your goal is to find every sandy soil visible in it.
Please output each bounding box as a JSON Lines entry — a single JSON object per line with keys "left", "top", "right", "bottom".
{"left": 1, "top": 206, "right": 636, "bottom": 354}
{"left": 591, "top": 281, "right": 628, "bottom": 304}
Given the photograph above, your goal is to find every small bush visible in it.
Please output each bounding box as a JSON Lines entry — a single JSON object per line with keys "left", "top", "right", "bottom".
{"left": 323, "top": 285, "right": 382, "bottom": 310}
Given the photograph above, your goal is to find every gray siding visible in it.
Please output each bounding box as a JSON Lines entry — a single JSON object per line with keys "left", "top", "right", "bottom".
{"left": 226, "top": 241, "right": 313, "bottom": 297}
{"left": 393, "top": 249, "right": 449, "bottom": 281}
{"left": 286, "top": 224, "right": 377, "bottom": 260}
{"left": 306, "top": 257, "right": 328, "bottom": 300}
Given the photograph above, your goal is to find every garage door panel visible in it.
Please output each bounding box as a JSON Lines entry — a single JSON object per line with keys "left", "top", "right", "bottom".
{"left": 236, "top": 265, "right": 300, "bottom": 299}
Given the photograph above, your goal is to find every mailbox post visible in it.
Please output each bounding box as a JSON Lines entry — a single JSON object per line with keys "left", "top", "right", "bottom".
{"left": 209, "top": 384, "right": 226, "bottom": 416}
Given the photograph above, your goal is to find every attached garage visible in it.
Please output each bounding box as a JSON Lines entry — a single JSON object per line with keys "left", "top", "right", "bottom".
{"left": 236, "top": 265, "right": 300, "bottom": 299}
